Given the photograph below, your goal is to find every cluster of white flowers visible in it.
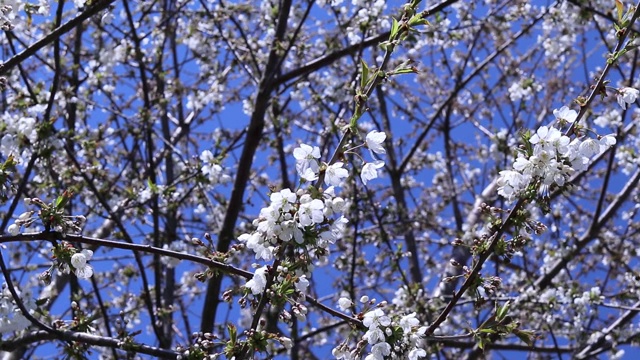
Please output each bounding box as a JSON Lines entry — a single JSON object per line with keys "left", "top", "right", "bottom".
{"left": 573, "top": 286, "right": 603, "bottom": 311}
{"left": 362, "top": 130, "right": 387, "bottom": 185}
{"left": 294, "top": 144, "right": 351, "bottom": 186}
{"left": 333, "top": 306, "right": 427, "bottom": 360}
{"left": 362, "top": 308, "right": 392, "bottom": 360}
{"left": 200, "top": 150, "right": 231, "bottom": 186}
{"left": 497, "top": 106, "right": 617, "bottom": 201}
{"left": 0, "top": 284, "right": 34, "bottom": 334}
{"left": 245, "top": 265, "right": 268, "bottom": 295}
{"left": 0, "top": 114, "right": 38, "bottom": 163}
{"left": 241, "top": 187, "right": 347, "bottom": 260}
{"left": 293, "top": 129, "right": 387, "bottom": 186}
{"left": 507, "top": 77, "right": 542, "bottom": 102}
{"left": 240, "top": 185, "right": 348, "bottom": 294}
{"left": 241, "top": 132, "right": 388, "bottom": 296}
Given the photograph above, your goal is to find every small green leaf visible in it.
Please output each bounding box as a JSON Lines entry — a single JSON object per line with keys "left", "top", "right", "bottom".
{"left": 477, "top": 338, "right": 486, "bottom": 350}
{"left": 147, "top": 178, "right": 157, "bottom": 192}
{"left": 496, "top": 301, "right": 511, "bottom": 320}
{"left": 228, "top": 324, "right": 237, "bottom": 343}
{"left": 390, "top": 17, "right": 400, "bottom": 39}
{"left": 360, "top": 59, "right": 369, "bottom": 89}
{"left": 408, "top": 13, "right": 429, "bottom": 27}
{"left": 391, "top": 68, "right": 416, "bottom": 75}
{"left": 513, "top": 329, "right": 536, "bottom": 346}
{"left": 615, "top": 0, "right": 624, "bottom": 22}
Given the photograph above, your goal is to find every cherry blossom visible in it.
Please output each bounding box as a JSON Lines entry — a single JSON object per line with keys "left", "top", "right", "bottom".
{"left": 361, "top": 160, "right": 385, "bottom": 185}
{"left": 0, "top": 0, "right": 639, "bottom": 358}
{"left": 7, "top": 223, "right": 19, "bottom": 235}
{"left": 294, "top": 144, "right": 321, "bottom": 179}
{"left": 337, "top": 297, "right": 353, "bottom": 311}
{"left": 245, "top": 266, "right": 268, "bottom": 295}
{"left": 325, "top": 162, "right": 349, "bottom": 187}
{"left": 553, "top": 106, "right": 578, "bottom": 123}
{"left": 365, "top": 130, "right": 387, "bottom": 154}
{"left": 70, "top": 249, "right": 94, "bottom": 280}
{"left": 363, "top": 308, "right": 391, "bottom": 329}
{"left": 616, "top": 87, "right": 639, "bottom": 109}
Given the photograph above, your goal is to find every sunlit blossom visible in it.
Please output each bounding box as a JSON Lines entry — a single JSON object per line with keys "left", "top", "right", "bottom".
{"left": 70, "top": 249, "right": 94, "bottom": 279}
{"left": 616, "top": 87, "right": 639, "bottom": 110}
{"left": 361, "top": 160, "right": 385, "bottom": 185}
{"left": 366, "top": 130, "right": 387, "bottom": 154}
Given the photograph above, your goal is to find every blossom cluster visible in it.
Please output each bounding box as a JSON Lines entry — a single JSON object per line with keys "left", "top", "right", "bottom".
{"left": 241, "top": 185, "right": 348, "bottom": 294}
{"left": 242, "top": 130, "right": 388, "bottom": 296}
{"left": 7, "top": 195, "right": 87, "bottom": 236}
{"left": 293, "top": 129, "right": 387, "bottom": 186}
{"left": 70, "top": 249, "right": 94, "bottom": 279}
{"left": 332, "top": 301, "right": 427, "bottom": 360}
{"left": 497, "top": 106, "right": 617, "bottom": 202}
{"left": 48, "top": 242, "right": 95, "bottom": 281}
{"left": 200, "top": 150, "right": 231, "bottom": 186}
{"left": 0, "top": 284, "right": 33, "bottom": 335}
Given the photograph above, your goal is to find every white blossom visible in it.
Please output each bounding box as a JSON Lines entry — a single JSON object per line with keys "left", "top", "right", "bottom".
{"left": 365, "top": 130, "right": 386, "bottom": 154}
{"left": 408, "top": 348, "right": 427, "bottom": 360}
{"left": 553, "top": 106, "right": 578, "bottom": 123}
{"left": 7, "top": 224, "right": 19, "bottom": 235}
{"left": 364, "top": 327, "right": 386, "bottom": 344}
{"left": 270, "top": 188, "right": 297, "bottom": 212}
{"left": 497, "top": 170, "right": 528, "bottom": 202}
{"left": 245, "top": 266, "right": 268, "bottom": 295}
{"left": 70, "top": 249, "right": 94, "bottom": 279}
{"left": 240, "top": 232, "right": 274, "bottom": 260}
{"left": 616, "top": 87, "right": 639, "bottom": 110}
{"left": 200, "top": 150, "right": 231, "bottom": 185}
{"left": 599, "top": 134, "right": 616, "bottom": 151}
{"left": 295, "top": 275, "right": 309, "bottom": 293}
{"left": 325, "top": 162, "right": 349, "bottom": 187}
{"left": 294, "top": 144, "right": 321, "bottom": 179}
{"left": 365, "top": 342, "right": 391, "bottom": 360}
{"left": 298, "top": 195, "right": 325, "bottom": 227}
{"left": 363, "top": 308, "right": 391, "bottom": 329}
{"left": 337, "top": 297, "right": 353, "bottom": 311}
{"left": 399, "top": 312, "right": 420, "bottom": 333}
{"left": 530, "top": 126, "right": 569, "bottom": 155}
{"left": 361, "top": 161, "right": 385, "bottom": 185}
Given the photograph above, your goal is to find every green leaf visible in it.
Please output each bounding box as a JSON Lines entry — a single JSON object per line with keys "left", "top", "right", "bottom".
{"left": 496, "top": 300, "right": 511, "bottom": 320}
{"left": 408, "top": 13, "right": 429, "bottom": 27}
{"left": 228, "top": 323, "right": 237, "bottom": 343}
{"left": 390, "top": 17, "right": 400, "bottom": 39}
{"left": 615, "top": 0, "right": 624, "bottom": 22}
{"left": 55, "top": 194, "right": 64, "bottom": 208}
{"left": 477, "top": 337, "right": 486, "bottom": 350}
{"left": 360, "top": 59, "right": 369, "bottom": 89}
{"left": 513, "top": 329, "right": 536, "bottom": 346}
{"left": 392, "top": 68, "right": 417, "bottom": 75}
{"left": 147, "top": 178, "right": 157, "bottom": 192}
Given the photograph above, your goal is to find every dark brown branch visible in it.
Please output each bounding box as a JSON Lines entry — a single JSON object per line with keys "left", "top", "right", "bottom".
{"left": 0, "top": 232, "right": 254, "bottom": 279}
{"left": 0, "top": 330, "right": 179, "bottom": 359}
